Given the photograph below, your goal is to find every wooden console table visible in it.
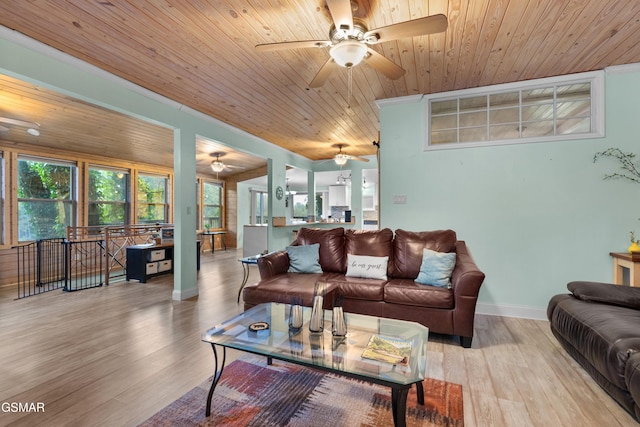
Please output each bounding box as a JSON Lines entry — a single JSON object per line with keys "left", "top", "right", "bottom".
{"left": 609, "top": 252, "right": 640, "bottom": 287}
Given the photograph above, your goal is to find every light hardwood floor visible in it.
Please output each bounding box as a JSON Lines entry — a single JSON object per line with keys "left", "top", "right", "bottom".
{"left": 0, "top": 248, "right": 635, "bottom": 426}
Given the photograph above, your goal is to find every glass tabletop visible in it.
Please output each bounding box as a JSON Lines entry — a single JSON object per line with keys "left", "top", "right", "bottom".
{"left": 201, "top": 303, "right": 429, "bottom": 386}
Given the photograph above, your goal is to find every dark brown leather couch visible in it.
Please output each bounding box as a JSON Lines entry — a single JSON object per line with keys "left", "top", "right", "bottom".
{"left": 548, "top": 281, "right": 640, "bottom": 422}
{"left": 243, "top": 227, "right": 485, "bottom": 347}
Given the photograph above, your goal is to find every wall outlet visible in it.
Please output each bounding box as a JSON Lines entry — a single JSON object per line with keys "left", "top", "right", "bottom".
{"left": 393, "top": 195, "right": 407, "bottom": 204}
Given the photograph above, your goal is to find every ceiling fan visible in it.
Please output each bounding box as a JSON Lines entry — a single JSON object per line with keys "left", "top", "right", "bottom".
{"left": 210, "top": 153, "right": 245, "bottom": 173}
{"left": 255, "top": 0, "right": 448, "bottom": 87}
{"left": 0, "top": 116, "right": 40, "bottom": 136}
{"left": 329, "top": 144, "right": 369, "bottom": 166}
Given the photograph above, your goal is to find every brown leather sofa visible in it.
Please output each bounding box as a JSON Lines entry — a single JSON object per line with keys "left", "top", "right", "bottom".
{"left": 243, "top": 227, "right": 485, "bottom": 347}
{"left": 548, "top": 281, "right": 640, "bottom": 422}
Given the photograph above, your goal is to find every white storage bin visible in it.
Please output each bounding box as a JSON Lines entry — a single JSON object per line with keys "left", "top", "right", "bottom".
{"left": 147, "top": 249, "right": 165, "bottom": 262}
{"left": 158, "top": 260, "right": 172, "bottom": 272}
{"left": 146, "top": 262, "right": 159, "bottom": 275}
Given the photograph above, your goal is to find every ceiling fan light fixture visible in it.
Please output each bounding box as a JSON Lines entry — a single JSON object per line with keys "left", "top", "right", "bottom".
{"left": 211, "top": 161, "right": 225, "bottom": 173}
{"left": 27, "top": 127, "right": 40, "bottom": 136}
{"left": 334, "top": 154, "right": 349, "bottom": 166}
{"left": 330, "top": 40, "right": 367, "bottom": 68}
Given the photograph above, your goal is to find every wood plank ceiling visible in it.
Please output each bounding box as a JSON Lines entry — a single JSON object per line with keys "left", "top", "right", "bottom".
{"left": 1, "top": 0, "right": 640, "bottom": 177}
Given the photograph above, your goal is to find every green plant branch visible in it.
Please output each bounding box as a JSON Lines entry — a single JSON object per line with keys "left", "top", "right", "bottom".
{"left": 593, "top": 147, "right": 640, "bottom": 184}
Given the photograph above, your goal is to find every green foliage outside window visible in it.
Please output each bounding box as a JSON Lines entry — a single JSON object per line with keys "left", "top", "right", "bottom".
{"left": 88, "top": 168, "right": 128, "bottom": 226}
{"left": 203, "top": 181, "right": 222, "bottom": 228}
{"left": 137, "top": 174, "right": 167, "bottom": 224}
{"left": 18, "top": 159, "right": 74, "bottom": 241}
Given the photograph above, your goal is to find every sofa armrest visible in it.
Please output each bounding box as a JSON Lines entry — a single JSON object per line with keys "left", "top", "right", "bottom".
{"left": 257, "top": 250, "right": 290, "bottom": 279}
{"left": 450, "top": 241, "right": 486, "bottom": 339}
{"left": 451, "top": 241, "right": 485, "bottom": 297}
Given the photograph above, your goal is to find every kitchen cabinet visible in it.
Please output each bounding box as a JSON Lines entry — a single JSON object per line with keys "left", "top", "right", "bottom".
{"left": 329, "top": 185, "right": 350, "bottom": 207}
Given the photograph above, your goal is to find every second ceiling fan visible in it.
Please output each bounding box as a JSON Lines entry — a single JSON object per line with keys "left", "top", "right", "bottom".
{"left": 256, "top": 0, "right": 448, "bottom": 88}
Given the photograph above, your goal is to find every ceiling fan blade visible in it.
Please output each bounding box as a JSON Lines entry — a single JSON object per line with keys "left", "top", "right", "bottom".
{"left": 309, "top": 58, "right": 338, "bottom": 88}
{"left": 364, "top": 48, "right": 406, "bottom": 80}
{"left": 327, "top": 0, "right": 353, "bottom": 31}
{"left": 347, "top": 155, "right": 369, "bottom": 163}
{"left": 364, "top": 14, "right": 448, "bottom": 44}
{"left": 256, "top": 40, "right": 331, "bottom": 52}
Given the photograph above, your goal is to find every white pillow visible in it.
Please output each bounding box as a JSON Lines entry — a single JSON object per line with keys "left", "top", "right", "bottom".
{"left": 346, "top": 254, "right": 388, "bottom": 280}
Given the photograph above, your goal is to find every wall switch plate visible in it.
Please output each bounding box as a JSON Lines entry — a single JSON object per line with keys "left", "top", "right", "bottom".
{"left": 393, "top": 195, "right": 407, "bottom": 204}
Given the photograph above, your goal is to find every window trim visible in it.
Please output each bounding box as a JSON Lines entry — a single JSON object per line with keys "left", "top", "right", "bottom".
{"left": 136, "top": 172, "right": 169, "bottom": 224}
{"left": 201, "top": 179, "right": 224, "bottom": 230}
{"left": 425, "top": 70, "right": 605, "bottom": 151}
{"left": 17, "top": 155, "right": 78, "bottom": 241}
{"left": 88, "top": 165, "right": 130, "bottom": 227}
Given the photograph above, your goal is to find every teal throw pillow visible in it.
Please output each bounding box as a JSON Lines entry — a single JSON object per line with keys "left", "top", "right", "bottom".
{"left": 415, "top": 248, "right": 456, "bottom": 288}
{"left": 286, "top": 243, "right": 323, "bottom": 274}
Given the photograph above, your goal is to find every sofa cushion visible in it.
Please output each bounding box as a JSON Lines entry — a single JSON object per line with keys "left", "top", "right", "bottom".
{"left": 243, "top": 272, "right": 342, "bottom": 307}
{"left": 346, "top": 254, "right": 388, "bottom": 280}
{"left": 384, "top": 278, "right": 454, "bottom": 309}
{"left": 568, "top": 281, "right": 640, "bottom": 310}
{"left": 415, "top": 248, "right": 456, "bottom": 288}
{"left": 286, "top": 244, "right": 322, "bottom": 273}
{"left": 392, "top": 229, "right": 457, "bottom": 279}
{"left": 345, "top": 228, "right": 394, "bottom": 277}
{"left": 294, "top": 227, "right": 346, "bottom": 273}
{"left": 329, "top": 277, "right": 386, "bottom": 302}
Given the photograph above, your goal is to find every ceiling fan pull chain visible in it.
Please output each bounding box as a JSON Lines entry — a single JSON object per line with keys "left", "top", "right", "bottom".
{"left": 348, "top": 66, "right": 353, "bottom": 108}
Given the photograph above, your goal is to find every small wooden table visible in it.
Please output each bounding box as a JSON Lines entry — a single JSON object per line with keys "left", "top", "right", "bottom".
{"left": 202, "top": 230, "right": 227, "bottom": 253}
{"left": 610, "top": 252, "right": 640, "bottom": 287}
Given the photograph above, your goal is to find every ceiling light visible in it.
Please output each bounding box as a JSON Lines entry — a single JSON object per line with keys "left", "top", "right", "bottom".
{"left": 330, "top": 40, "right": 367, "bottom": 68}
{"left": 0, "top": 117, "right": 40, "bottom": 136}
{"left": 334, "top": 154, "right": 348, "bottom": 166}
{"left": 211, "top": 161, "right": 225, "bottom": 173}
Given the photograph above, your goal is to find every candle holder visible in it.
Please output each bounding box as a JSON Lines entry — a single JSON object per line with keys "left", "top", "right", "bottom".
{"left": 288, "top": 303, "right": 303, "bottom": 330}
{"left": 309, "top": 281, "right": 327, "bottom": 333}
{"left": 331, "top": 294, "right": 347, "bottom": 337}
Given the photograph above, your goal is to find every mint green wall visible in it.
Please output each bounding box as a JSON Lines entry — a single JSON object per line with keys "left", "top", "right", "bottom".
{"left": 0, "top": 30, "right": 316, "bottom": 298}
{"left": 379, "top": 67, "right": 640, "bottom": 314}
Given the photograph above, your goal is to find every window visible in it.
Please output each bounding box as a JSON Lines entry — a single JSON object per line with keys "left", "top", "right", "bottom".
{"left": 250, "top": 189, "right": 269, "bottom": 225}
{"left": 291, "top": 193, "right": 308, "bottom": 219}
{"left": 88, "top": 166, "right": 129, "bottom": 226}
{"left": 137, "top": 173, "right": 168, "bottom": 224}
{"left": 427, "top": 71, "right": 604, "bottom": 149}
{"left": 18, "top": 157, "right": 76, "bottom": 241}
{"left": 202, "top": 181, "right": 223, "bottom": 229}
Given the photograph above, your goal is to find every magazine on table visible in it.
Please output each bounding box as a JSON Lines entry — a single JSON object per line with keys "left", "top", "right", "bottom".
{"left": 361, "top": 334, "right": 412, "bottom": 366}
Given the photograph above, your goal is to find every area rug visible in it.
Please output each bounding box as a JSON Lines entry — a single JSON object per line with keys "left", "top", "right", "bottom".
{"left": 139, "top": 354, "right": 463, "bottom": 427}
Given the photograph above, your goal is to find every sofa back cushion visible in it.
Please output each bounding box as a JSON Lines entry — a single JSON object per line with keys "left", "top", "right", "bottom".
{"left": 392, "top": 229, "right": 457, "bottom": 279}
{"left": 294, "top": 227, "right": 345, "bottom": 273}
{"left": 345, "top": 228, "right": 394, "bottom": 276}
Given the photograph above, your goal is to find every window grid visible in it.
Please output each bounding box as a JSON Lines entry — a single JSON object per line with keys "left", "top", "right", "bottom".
{"left": 17, "top": 157, "right": 77, "bottom": 241}
{"left": 137, "top": 173, "right": 169, "bottom": 224}
{"left": 428, "top": 72, "right": 602, "bottom": 149}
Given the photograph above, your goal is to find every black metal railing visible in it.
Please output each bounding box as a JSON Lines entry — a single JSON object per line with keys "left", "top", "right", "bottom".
{"left": 63, "top": 239, "right": 105, "bottom": 292}
{"left": 13, "top": 237, "right": 104, "bottom": 298}
{"left": 13, "top": 238, "right": 66, "bottom": 299}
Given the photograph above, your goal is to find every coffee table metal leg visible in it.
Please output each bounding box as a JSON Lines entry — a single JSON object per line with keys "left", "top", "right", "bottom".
{"left": 237, "top": 263, "right": 250, "bottom": 303}
{"left": 416, "top": 380, "right": 425, "bottom": 405}
{"left": 391, "top": 386, "right": 409, "bottom": 427}
{"left": 205, "top": 344, "right": 227, "bottom": 417}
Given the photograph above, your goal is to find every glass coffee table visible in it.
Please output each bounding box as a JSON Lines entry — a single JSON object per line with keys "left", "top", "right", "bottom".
{"left": 201, "top": 302, "right": 429, "bottom": 427}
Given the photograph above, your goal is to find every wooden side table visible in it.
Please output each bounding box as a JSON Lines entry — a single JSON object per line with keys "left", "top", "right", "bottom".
{"left": 609, "top": 252, "right": 640, "bottom": 287}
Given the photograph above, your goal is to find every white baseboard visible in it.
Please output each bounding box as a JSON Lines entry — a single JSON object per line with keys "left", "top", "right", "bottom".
{"left": 475, "top": 302, "right": 548, "bottom": 321}
{"left": 172, "top": 286, "right": 199, "bottom": 301}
